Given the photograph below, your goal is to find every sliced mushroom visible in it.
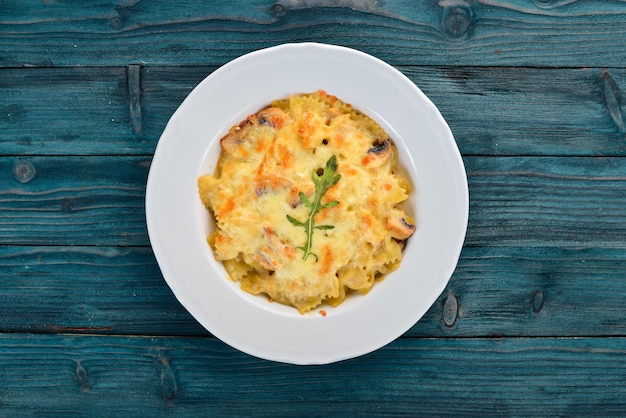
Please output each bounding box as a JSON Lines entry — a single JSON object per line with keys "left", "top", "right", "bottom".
{"left": 324, "top": 107, "right": 342, "bottom": 124}
{"left": 254, "top": 249, "right": 277, "bottom": 271}
{"left": 220, "top": 107, "right": 288, "bottom": 158}
{"left": 220, "top": 119, "right": 253, "bottom": 157}
{"left": 256, "top": 107, "right": 288, "bottom": 129}
{"left": 254, "top": 227, "right": 295, "bottom": 270}
{"left": 254, "top": 176, "right": 300, "bottom": 207}
{"left": 363, "top": 137, "right": 393, "bottom": 167}
{"left": 386, "top": 214, "right": 416, "bottom": 240}
{"left": 369, "top": 137, "right": 390, "bottom": 154}
{"left": 255, "top": 176, "right": 292, "bottom": 196}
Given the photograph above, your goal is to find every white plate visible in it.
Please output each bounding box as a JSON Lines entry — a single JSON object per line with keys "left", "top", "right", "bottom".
{"left": 146, "top": 43, "right": 468, "bottom": 365}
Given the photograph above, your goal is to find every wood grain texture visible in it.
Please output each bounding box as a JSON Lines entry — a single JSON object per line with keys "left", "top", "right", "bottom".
{"left": 1, "top": 156, "right": 623, "bottom": 247}
{"left": 140, "top": 66, "right": 216, "bottom": 144}
{"left": 465, "top": 156, "right": 626, "bottom": 248}
{"left": 0, "top": 156, "right": 150, "bottom": 246}
{"left": 413, "top": 67, "right": 626, "bottom": 157}
{"left": 0, "top": 246, "right": 205, "bottom": 336}
{"left": 414, "top": 245, "right": 626, "bottom": 337}
{"left": 3, "top": 1, "right": 626, "bottom": 412}
{"left": 0, "top": 334, "right": 624, "bottom": 416}
{"left": 2, "top": 66, "right": 625, "bottom": 157}
{"left": 2, "top": 0, "right": 626, "bottom": 68}
{"left": 1, "top": 244, "right": 625, "bottom": 338}
{"left": 142, "top": 66, "right": 626, "bottom": 157}
{"left": 0, "top": 67, "right": 151, "bottom": 156}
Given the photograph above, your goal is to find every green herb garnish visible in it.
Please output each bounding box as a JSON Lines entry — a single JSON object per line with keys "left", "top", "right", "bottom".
{"left": 287, "top": 155, "right": 341, "bottom": 262}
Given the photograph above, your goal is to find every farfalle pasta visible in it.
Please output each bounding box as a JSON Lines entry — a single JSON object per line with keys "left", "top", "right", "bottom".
{"left": 198, "top": 90, "right": 415, "bottom": 313}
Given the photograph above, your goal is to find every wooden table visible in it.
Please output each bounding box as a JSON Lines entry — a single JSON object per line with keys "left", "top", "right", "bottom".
{"left": 2, "top": 1, "right": 626, "bottom": 415}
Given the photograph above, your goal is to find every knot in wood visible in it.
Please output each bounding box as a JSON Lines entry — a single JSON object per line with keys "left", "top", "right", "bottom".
{"left": 271, "top": 3, "right": 286, "bottom": 18}
{"left": 12, "top": 159, "right": 36, "bottom": 183}
{"left": 75, "top": 361, "right": 91, "bottom": 392}
{"left": 601, "top": 69, "right": 626, "bottom": 135}
{"left": 110, "top": 17, "right": 122, "bottom": 29}
{"left": 441, "top": 5, "right": 473, "bottom": 39}
{"left": 531, "top": 289, "right": 545, "bottom": 313}
{"left": 158, "top": 357, "right": 178, "bottom": 402}
{"left": 61, "top": 198, "right": 73, "bottom": 212}
{"left": 442, "top": 293, "right": 459, "bottom": 327}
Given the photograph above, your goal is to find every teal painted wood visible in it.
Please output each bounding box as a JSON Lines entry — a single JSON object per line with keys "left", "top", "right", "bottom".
{"left": 0, "top": 156, "right": 150, "bottom": 246}
{"left": 142, "top": 66, "right": 626, "bottom": 157}
{"left": 0, "top": 67, "right": 149, "bottom": 156}
{"left": 2, "top": 1, "right": 626, "bottom": 68}
{"left": 0, "top": 246, "right": 206, "bottom": 336}
{"left": 2, "top": 66, "right": 626, "bottom": 157}
{"left": 0, "top": 334, "right": 624, "bottom": 415}
{"left": 464, "top": 156, "right": 626, "bottom": 248}
{"left": 413, "top": 245, "right": 626, "bottom": 337}
{"left": 411, "top": 67, "right": 626, "bottom": 157}
{"left": 2, "top": 0, "right": 626, "bottom": 411}
{"left": 1, "top": 156, "right": 624, "bottom": 247}
{"left": 140, "top": 66, "right": 217, "bottom": 144}
{"left": 1, "top": 244, "right": 625, "bottom": 338}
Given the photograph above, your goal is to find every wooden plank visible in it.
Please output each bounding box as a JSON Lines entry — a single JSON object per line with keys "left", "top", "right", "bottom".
{"left": 142, "top": 66, "right": 626, "bottom": 157}
{"left": 140, "top": 66, "right": 216, "bottom": 143}
{"left": 2, "top": 1, "right": 626, "bottom": 67}
{"left": 0, "top": 333, "right": 624, "bottom": 415}
{"left": 3, "top": 66, "right": 624, "bottom": 157}
{"left": 410, "top": 67, "right": 626, "bottom": 157}
{"left": 0, "top": 67, "right": 152, "bottom": 155}
{"left": 1, "top": 244, "right": 625, "bottom": 338}
{"left": 412, "top": 245, "right": 626, "bottom": 337}
{"left": 2, "top": 156, "right": 624, "bottom": 247}
{"left": 0, "top": 156, "right": 150, "bottom": 246}
{"left": 464, "top": 156, "right": 626, "bottom": 248}
{"left": 0, "top": 246, "right": 205, "bottom": 336}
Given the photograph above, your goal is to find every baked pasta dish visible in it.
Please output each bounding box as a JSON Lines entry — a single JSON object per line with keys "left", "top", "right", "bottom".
{"left": 198, "top": 90, "right": 415, "bottom": 314}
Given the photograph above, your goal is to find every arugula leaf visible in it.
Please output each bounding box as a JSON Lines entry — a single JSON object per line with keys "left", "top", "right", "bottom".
{"left": 287, "top": 155, "right": 341, "bottom": 262}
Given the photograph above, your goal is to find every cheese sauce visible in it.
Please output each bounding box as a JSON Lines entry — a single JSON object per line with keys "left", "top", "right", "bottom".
{"left": 198, "top": 90, "right": 415, "bottom": 313}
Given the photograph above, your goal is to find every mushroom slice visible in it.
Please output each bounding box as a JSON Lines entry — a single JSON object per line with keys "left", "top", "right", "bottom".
{"left": 220, "top": 107, "right": 288, "bottom": 158}
{"left": 220, "top": 119, "right": 253, "bottom": 158}
{"left": 363, "top": 137, "right": 393, "bottom": 167}
{"left": 254, "top": 227, "right": 295, "bottom": 270}
{"left": 386, "top": 212, "right": 416, "bottom": 240}
{"left": 256, "top": 107, "right": 288, "bottom": 129}
{"left": 254, "top": 176, "right": 299, "bottom": 207}
{"left": 255, "top": 176, "right": 293, "bottom": 196}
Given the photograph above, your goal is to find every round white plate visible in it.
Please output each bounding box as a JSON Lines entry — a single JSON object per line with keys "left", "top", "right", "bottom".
{"left": 146, "top": 43, "right": 468, "bottom": 365}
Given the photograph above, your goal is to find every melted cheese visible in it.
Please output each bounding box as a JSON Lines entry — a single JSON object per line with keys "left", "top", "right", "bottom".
{"left": 198, "top": 90, "right": 415, "bottom": 314}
